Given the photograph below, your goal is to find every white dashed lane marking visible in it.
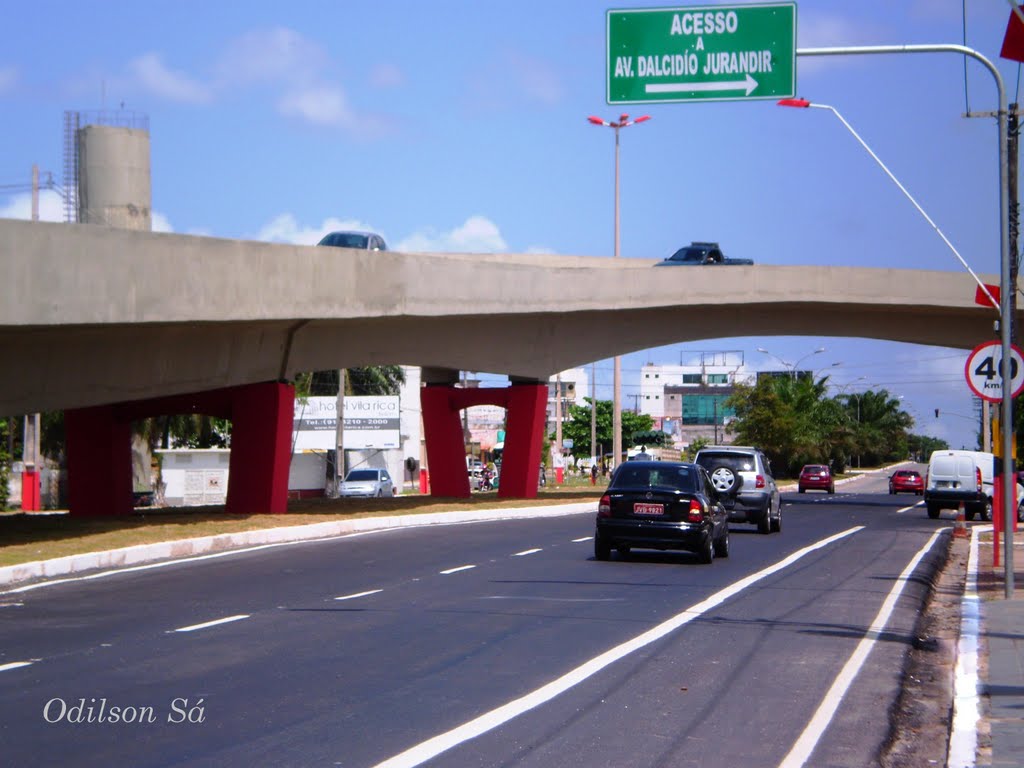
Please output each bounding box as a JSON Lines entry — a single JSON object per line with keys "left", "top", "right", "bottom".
{"left": 335, "top": 589, "right": 384, "bottom": 601}
{"left": 171, "top": 614, "right": 250, "bottom": 633}
{"left": 439, "top": 565, "right": 476, "bottom": 575}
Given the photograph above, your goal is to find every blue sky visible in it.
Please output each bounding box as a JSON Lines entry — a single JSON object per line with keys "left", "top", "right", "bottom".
{"left": 2, "top": 0, "right": 1022, "bottom": 450}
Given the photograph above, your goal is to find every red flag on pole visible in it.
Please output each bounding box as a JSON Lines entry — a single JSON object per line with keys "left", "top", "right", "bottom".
{"left": 1001, "top": 6, "right": 1024, "bottom": 63}
{"left": 975, "top": 283, "right": 1001, "bottom": 308}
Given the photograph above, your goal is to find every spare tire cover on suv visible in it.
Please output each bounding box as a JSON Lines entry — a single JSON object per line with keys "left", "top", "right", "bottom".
{"left": 709, "top": 465, "right": 744, "bottom": 495}
{"left": 695, "top": 450, "right": 760, "bottom": 498}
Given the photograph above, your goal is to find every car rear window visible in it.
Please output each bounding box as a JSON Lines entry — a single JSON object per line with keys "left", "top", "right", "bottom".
{"left": 346, "top": 470, "right": 379, "bottom": 481}
{"left": 612, "top": 466, "right": 698, "bottom": 493}
{"left": 803, "top": 465, "right": 827, "bottom": 473}
{"left": 696, "top": 452, "right": 756, "bottom": 473}
{"left": 321, "top": 232, "right": 370, "bottom": 248}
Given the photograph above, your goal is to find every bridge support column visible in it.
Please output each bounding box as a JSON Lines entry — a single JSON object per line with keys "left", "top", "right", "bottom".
{"left": 66, "top": 405, "right": 134, "bottom": 517}
{"left": 224, "top": 382, "right": 293, "bottom": 515}
{"left": 421, "top": 385, "right": 472, "bottom": 497}
{"left": 65, "top": 382, "right": 294, "bottom": 517}
{"left": 420, "top": 381, "right": 546, "bottom": 499}
{"left": 496, "top": 384, "right": 546, "bottom": 499}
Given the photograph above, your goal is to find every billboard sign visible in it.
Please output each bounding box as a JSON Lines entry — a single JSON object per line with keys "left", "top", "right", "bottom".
{"left": 292, "top": 396, "right": 401, "bottom": 451}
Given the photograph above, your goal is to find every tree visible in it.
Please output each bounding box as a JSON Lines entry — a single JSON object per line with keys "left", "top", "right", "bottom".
{"left": 728, "top": 375, "right": 858, "bottom": 476}
{"left": 295, "top": 366, "right": 406, "bottom": 397}
{"left": 554, "top": 398, "right": 653, "bottom": 459}
{"left": 840, "top": 389, "right": 913, "bottom": 466}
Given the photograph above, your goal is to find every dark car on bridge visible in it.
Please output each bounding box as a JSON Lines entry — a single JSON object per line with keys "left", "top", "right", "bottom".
{"left": 798, "top": 464, "right": 835, "bottom": 494}
{"left": 317, "top": 230, "right": 388, "bottom": 251}
{"left": 655, "top": 241, "right": 753, "bottom": 266}
{"left": 889, "top": 469, "right": 924, "bottom": 495}
{"left": 594, "top": 461, "right": 730, "bottom": 564}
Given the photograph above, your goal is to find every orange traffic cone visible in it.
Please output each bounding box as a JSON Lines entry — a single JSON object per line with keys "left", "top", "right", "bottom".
{"left": 953, "top": 503, "right": 968, "bottom": 539}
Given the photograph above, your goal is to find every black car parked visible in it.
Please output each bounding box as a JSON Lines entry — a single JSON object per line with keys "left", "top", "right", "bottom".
{"left": 594, "top": 461, "right": 730, "bottom": 564}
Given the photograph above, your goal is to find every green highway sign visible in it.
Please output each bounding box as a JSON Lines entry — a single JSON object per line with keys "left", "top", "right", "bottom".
{"left": 606, "top": 3, "right": 796, "bottom": 104}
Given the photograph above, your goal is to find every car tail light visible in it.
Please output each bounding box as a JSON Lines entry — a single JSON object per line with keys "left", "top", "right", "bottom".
{"left": 687, "top": 499, "right": 704, "bottom": 523}
{"left": 598, "top": 494, "right": 611, "bottom": 517}
{"left": 976, "top": 467, "right": 983, "bottom": 492}
{"left": 755, "top": 475, "right": 765, "bottom": 489}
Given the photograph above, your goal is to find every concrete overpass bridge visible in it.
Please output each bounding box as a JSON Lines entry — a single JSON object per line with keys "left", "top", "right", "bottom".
{"left": 0, "top": 218, "right": 1010, "bottom": 515}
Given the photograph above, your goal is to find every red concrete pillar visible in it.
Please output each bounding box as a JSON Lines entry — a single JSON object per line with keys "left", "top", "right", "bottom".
{"left": 66, "top": 405, "right": 133, "bottom": 517}
{"left": 420, "top": 385, "right": 471, "bottom": 497}
{"left": 20, "top": 469, "right": 40, "bottom": 511}
{"left": 225, "top": 382, "right": 294, "bottom": 514}
{"left": 498, "top": 384, "right": 546, "bottom": 499}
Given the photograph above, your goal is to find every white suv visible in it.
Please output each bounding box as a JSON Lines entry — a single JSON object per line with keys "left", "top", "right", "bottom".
{"left": 694, "top": 446, "right": 781, "bottom": 534}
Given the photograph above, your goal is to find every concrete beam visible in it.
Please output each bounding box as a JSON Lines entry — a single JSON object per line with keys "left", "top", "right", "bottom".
{"left": 0, "top": 217, "right": 1009, "bottom": 413}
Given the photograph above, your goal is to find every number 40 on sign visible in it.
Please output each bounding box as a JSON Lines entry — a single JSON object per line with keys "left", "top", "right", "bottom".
{"left": 965, "top": 340, "right": 1024, "bottom": 402}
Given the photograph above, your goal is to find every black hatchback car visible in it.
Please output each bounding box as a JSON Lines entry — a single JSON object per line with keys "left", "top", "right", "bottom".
{"left": 594, "top": 461, "right": 730, "bottom": 564}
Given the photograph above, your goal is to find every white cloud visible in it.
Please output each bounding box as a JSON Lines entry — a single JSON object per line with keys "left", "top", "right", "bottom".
{"left": 0, "top": 66, "right": 17, "bottom": 93}
{"left": 256, "top": 213, "right": 380, "bottom": 245}
{"left": 278, "top": 84, "right": 353, "bottom": 128}
{"left": 151, "top": 211, "right": 173, "bottom": 232}
{"left": 0, "top": 189, "right": 173, "bottom": 233}
{"left": 396, "top": 216, "right": 508, "bottom": 253}
{"left": 129, "top": 53, "right": 212, "bottom": 104}
{"left": 215, "top": 27, "right": 329, "bottom": 86}
{"left": 0, "top": 190, "right": 65, "bottom": 221}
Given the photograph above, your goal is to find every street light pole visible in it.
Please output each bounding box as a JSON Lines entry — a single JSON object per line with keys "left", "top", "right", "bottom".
{"left": 588, "top": 113, "right": 650, "bottom": 470}
{"left": 756, "top": 346, "right": 825, "bottom": 379}
{"left": 777, "top": 98, "right": 1000, "bottom": 311}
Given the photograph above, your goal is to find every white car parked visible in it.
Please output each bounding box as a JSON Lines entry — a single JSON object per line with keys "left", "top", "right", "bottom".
{"left": 338, "top": 468, "right": 396, "bottom": 498}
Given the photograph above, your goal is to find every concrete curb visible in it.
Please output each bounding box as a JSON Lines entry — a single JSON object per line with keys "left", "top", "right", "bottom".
{"left": 0, "top": 502, "right": 598, "bottom": 589}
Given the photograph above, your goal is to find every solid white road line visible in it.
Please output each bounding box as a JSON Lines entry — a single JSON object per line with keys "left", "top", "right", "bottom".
{"left": 512, "top": 549, "right": 542, "bottom": 557}
{"left": 947, "top": 524, "right": 987, "bottom": 768}
{"left": 571, "top": 537, "right": 592, "bottom": 543}
{"left": 171, "top": 614, "right": 250, "bottom": 633}
{"left": 335, "top": 590, "right": 384, "bottom": 601}
{"left": 777, "top": 528, "right": 945, "bottom": 768}
{"left": 370, "top": 527, "right": 865, "bottom": 768}
{"left": 439, "top": 565, "right": 476, "bottom": 575}
{"left": 0, "top": 661, "right": 34, "bottom": 672}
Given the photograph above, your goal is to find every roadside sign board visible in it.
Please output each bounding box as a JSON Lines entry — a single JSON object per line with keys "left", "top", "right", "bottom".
{"left": 965, "top": 340, "right": 1024, "bottom": 402}
{"left": 606, "top": 3, "right": 796, "bottom": 104}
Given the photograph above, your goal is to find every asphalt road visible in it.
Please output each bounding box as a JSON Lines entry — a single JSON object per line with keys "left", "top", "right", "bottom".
{"left": 0, "top": 470, "right": 948, "bottom": 767}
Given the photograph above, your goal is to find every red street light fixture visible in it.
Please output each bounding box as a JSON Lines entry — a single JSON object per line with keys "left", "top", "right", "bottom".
{"left": 587, "top": 114, "right": 651, "bottom": 128}
{"left": 588, "top": 112, "right": 650, "bottom": 470}
{"left": 776, "top": 97, "right": 998, "bottom": 311}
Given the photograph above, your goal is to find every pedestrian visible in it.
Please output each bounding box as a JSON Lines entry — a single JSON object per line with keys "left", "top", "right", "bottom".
{"left": 590, "top": 463, "right": 598, "bottom": 485}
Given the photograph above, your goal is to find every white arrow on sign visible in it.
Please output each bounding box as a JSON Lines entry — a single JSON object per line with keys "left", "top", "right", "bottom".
{"left": 646, "top": 73, "right": 758, "bottom": 97}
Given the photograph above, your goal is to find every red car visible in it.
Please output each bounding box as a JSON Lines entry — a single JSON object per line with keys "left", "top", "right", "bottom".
{"left": 889, "top": 469, "right": 924, "bottom": 495}
{"left": 798, "top": 464, "right": 834, "bottom": 494}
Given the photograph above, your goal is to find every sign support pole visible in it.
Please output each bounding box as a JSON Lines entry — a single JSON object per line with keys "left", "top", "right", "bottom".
{"left": 798, "top": 43, "right": 1011, "bottom": 596}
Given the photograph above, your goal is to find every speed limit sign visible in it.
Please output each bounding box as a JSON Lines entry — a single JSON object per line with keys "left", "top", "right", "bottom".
{"left": 965, "top": 341, "right": 1024, "bottom": 402}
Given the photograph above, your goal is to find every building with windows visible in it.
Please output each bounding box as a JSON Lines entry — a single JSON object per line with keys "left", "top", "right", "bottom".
{"left": 638, "top": 352, "right": 756, "bottom": 449}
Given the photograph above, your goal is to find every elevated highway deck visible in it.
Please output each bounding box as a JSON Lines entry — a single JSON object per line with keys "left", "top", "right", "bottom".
{"left": 0, "top": 217, "right": 1008, "bottom": 414}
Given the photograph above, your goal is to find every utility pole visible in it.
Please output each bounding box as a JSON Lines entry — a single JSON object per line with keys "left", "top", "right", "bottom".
{"left": 334, "top": 368, "right": 346, "bottom": 495}
{"left": 1008, "top": 103, "right": 1018, "bottom": 461}
{"left": 22, "top": 165, "right": 41, "bottom": 511}
{"left": 555, "top": 373, "right": 563, "bottom": 480}
{"left": 590, "top": 362, "right": 597, "bottom": 468}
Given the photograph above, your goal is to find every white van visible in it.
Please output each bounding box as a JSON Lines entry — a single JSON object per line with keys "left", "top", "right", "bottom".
{"left": 924, "top": 450, "right": 994, "bottom": 520}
